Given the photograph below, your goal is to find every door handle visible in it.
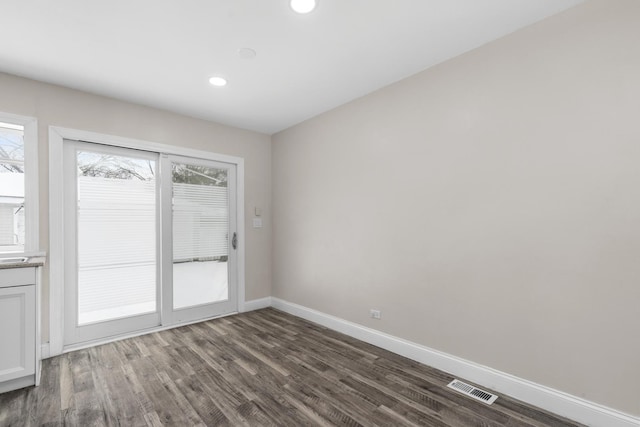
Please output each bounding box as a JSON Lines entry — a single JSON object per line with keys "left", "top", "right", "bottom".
{"left": 232, "top": 232, "right": 238, "bottom": 250}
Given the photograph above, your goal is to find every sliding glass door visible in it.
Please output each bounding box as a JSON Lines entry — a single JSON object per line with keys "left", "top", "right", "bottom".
{"left": 63, "top": 141, "right": 237, "bottom": 346}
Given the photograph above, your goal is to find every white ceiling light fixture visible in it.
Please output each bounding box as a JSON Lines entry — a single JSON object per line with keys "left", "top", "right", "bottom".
{"left": 290, "top": 0, "right": 317, "bottom": 14}
{"left": 209, "top": 76, "right": 227, "bottom": 87}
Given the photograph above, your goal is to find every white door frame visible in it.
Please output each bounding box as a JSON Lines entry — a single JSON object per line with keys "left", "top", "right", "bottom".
{"left": 49, "top": 126, "right": 246, "bottom": 357}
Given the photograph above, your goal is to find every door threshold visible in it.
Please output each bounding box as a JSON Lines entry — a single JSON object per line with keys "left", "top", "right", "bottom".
{"left": 61, "top": 311, "right": 238, "bottom": 355}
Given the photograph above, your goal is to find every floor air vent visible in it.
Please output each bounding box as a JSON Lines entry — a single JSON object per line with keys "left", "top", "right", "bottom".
{"left": 447, "top": 379, "right": 498, "bottom": 405}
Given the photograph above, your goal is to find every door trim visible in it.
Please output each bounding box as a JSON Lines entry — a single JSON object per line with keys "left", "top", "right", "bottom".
{"left": 49, "top": 126, "right": 246, "bottom": 356}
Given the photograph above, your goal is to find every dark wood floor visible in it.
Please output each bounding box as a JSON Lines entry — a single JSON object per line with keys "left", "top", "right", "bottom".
{"left": 0, "top": 308, "right": 583, "bottom": 426}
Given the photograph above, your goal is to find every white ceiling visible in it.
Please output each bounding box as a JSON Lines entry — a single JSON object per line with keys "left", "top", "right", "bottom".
{"left": 0, "top": 0, "right": 583, "bottom": 135}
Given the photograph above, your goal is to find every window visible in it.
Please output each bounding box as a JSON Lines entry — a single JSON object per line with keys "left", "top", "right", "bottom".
{"left": 0, "top": 122, "right": 25, "bottom": 251}
{"left": 0, "top": 114, "right": 38, "bottom": 254}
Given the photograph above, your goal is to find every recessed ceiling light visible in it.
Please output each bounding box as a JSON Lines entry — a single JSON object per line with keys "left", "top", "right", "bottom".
{"left": 290, "top": 0, "right": 316, "bottom": 14}
{"left": 209, "top": 76, "right": 227, "bottom": 87}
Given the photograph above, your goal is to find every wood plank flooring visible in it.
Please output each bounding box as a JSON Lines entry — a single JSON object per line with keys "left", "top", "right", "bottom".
{"left": 0, "top": 308, "right": 584, "bottom": 426}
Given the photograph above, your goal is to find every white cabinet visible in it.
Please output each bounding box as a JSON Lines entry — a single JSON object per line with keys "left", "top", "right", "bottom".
{"left": 0, "top": 266, "right": 39, "bottom": 393}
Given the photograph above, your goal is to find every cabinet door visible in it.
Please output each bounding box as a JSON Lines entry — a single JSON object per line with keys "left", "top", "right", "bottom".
{"left": 0, "top": 285, "right": 35, "bottom": 383}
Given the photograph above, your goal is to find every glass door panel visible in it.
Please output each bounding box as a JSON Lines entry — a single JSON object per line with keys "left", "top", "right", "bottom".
{"left": 76, "top": 150, "right": 157, "bottom": 324}
{"left": 162, "top": 155, "right": 237, "bottom": 324}
{"left": 64, "top": 141, "right": 160, "bottom": 345}
{"left": 172, "top": 162, "right": 229, "bottom": 309}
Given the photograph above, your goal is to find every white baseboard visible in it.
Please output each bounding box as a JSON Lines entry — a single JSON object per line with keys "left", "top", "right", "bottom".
{"left": 0, "top": 375, "right": 35, "bottom": 394}
{"left": 271, "top": 298, "right": 639, "bottom": 427}
{"left": 242, "top": 297, "right": 272, "bottom": 312}
{"left": 40, "top": 343, "right": 50, "bottom": 359}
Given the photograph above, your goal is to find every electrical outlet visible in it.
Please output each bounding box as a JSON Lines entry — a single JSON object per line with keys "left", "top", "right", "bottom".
{"left": 370, "top": 309, "right": 381, "bottom": 319}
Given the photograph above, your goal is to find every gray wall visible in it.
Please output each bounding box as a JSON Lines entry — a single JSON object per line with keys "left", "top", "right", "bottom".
{"left": 0, "top": 72, "right": 272, "bottom": 342}
{"left": 272, "top": 0, "right": 640, "bottom": 416}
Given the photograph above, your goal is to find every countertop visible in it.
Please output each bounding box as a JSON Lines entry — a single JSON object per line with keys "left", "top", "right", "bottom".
{"left": 0, "top": 256, "right": 46, "bottom": 270}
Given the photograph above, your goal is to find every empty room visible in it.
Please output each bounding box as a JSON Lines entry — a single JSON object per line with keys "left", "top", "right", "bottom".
{"left": 0, "top": 0, "right": 638, "bottom": 426}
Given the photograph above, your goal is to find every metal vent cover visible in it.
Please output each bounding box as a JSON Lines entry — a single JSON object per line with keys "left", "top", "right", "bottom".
{"left": 447, "top": 379, "right": 498, "bottom": 405}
